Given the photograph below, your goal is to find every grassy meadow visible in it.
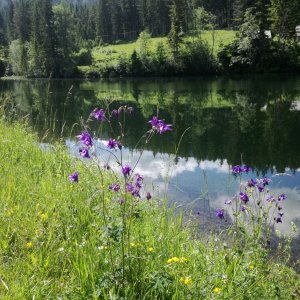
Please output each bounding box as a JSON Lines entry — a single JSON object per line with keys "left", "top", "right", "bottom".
{"left": 0, "top": 100, "right": 300, "bottom": 298}
{"left": 79, "top": 30, "right": 236, "bottom": 73}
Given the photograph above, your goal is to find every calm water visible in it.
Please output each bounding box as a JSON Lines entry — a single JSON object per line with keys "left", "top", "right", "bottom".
{"left": 1, "top": 75, "right": 300, "bottom": 236}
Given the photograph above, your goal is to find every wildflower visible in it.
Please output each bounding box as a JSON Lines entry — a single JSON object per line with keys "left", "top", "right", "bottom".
{"left": 261, "top": 176, "right": 271, "bottom": 186}
{"left": 216, "top": 209, "right": 224, "bottom": 219}
{"left": 278, "top": 194, "right": 286, "bottom": 201}
{"left": 130, "top": 242, "right": 136, "bottom": 247}
{"left": 266, "top": 195, "right": 275, "bottom": 202}
{"left": 126, "top": 182, "right": 135, "bottom": 193}
{"left": 213, "top": 287, "right": 221, "bottom": 294}
{"left": 79, "top": 147, "right": 90, "bottom": 158}
{"left": 232, "top": 165, "right": 243, "bottom": 174}
{"left": 68, "top": 172, "right": 79, "bottom": 183}
{"left": 240, "top": 192, "right": 249, "bottom": 204}
{"left": 40, "top": 213, "right": 48, "bottom": 221}
{"left": 247, "top": 179, "right": 257, "bottom": 188}
{"left": 92, "top": 109, "right": 105, "bottom": 121}
{"left": 276, "top": 217, "right": 282, "bottom": 223}
{"left": 26, "top": 242, "right": 33, "bottom": 249}
{"left": 148, "top": 116, "right": 172, "bottom": 134}
{"left": 224, "top": 199, "right": 232, "bottom": 205}
{"left": 135, "top": 173, "right": 144, "bottom": 182}
{"left": 77, "top": 131, "right": 93, "bottom": 147}
{"left": 257, "top": 185, "right": 264, "bottom": 193}
{"left": 249, "top": 265, "right": 255, "bottom": 269}
{"left": 146, "top": 192, "right": 152, "bottom": 200}
{"left": 148, "top": 247, "right": 154, "bottom": 252}
{"left": 240, "top": 206, "right": 246, "bottom": 212}
{"left": 180, "top": 277, "right": 192, "bottom": 285}
{"left": 107, "top": 138, "right": 122, "bottom": 150}
{"left": 167, "top": 257, "right": 180, "bottom": 263}
{"left": 111, "top": 109, "right": 119, "bottom": 117}
{"left": 242, "top": 165, "right": 251, "bottom": 173}
{"left": 127, "top": 106, "right": 134, "bottom": 114}
{"left": 119, "top": 198, "right": 125, "bottom": 205}
{"left": 122, "top": 165, "right": 132, "bottom": 177}
{"left": 109, "top": 183, "right": 120, "bottom": 192}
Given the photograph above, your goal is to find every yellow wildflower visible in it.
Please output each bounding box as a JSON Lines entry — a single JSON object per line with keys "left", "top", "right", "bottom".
{"left": 130, "top": 242, "right": 136, "bottom": 248}
{"left": 148, "top": 247, "right": 154, "bottom": 252}
{"left": 213, "top": 287, "right": 221, "bottom": 294}
{"left": 26, "top": 242, "right": 33, "bottom": 249}
{"left": 180, "top": 277, "right": 192, "bottom": 285}
{"left": 167, "top": 257, "right": 180, "bottom": 264}
{"left": 249, "top": 265, "right": 255, "bottom": 269}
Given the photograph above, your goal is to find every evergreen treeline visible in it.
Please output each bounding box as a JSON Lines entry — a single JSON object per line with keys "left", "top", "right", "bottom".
{"left": 0, "top": 0, "right": 299, "bottom": 78}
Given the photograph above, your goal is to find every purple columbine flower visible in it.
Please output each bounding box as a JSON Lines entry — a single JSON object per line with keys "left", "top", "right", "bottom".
{"left": 242, "top": 165, "right": 251, "bottom": 173}
{"left": 122, "top": 165, "right": 132, "bottom": 177}
{"left": 257, "top": 185, "right": 265, "bottom": 193}
{"left": 240, "top": 192, "right": 249, "bottom": 204}
{"left": 126, "top": 182, "right": 135, "bottom": 193}
{"left": 69, "top": 172, "right": 79, "bottom": 183}
{"left": 247, "top": 179, "right": 257, "bottom": 188}
{"left": 79, "top": 147, "right": 90, "bottom": 158}
{"left": 261, "top": 176, "right": 271, "bottom": 186}
{"left": 127, "top": 107, "right": 134, "bottom": 114}
{"left": 216, "top": 209, "right": 225, "bottom": 219}
{"left": 232, "top": 165, "right": 243, "bottom": 174}
{"left": 135, "top": 173, "right": 144, "bottom": 182}
{"left": 148, "top": 116, "right": 172, "bottom": 134}
{"left": 111, "top": 109, "right": 119, "bottom": 117}
{"left": 78, "top": 131, "right": 93, "bottom": 147}
{"left": 109, "top": 183, "right": 120, "bottom": 192}
{"left": 92, "top": 109, "right": 106, "bottom": 121}
{"left": 225, "top": 199, "right": 232, "bottom": 205}
{"left": 107, "top": 138, "right": 122, "bottom": 150}
{"left": 278, "top": 194, "right": 286, "bottom": 201}
{"left": 146, "top": 192, "right": 152, "bottom": 200}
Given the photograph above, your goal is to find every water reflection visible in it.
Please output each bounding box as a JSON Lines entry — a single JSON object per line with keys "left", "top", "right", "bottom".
{"left": 1, "top": 76, "right": 300, "bottom": 234}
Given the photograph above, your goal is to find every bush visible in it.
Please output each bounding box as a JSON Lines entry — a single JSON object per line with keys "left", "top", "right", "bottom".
{"left": 74, "top": 48, "right": 93, "bottom": 66}
{"left": 0, "top": 59, "right": 5, "bottom": 77}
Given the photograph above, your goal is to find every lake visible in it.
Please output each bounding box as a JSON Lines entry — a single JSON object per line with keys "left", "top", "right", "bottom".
{"left": 1, "top": 75, "right": 300, "bottom": 236}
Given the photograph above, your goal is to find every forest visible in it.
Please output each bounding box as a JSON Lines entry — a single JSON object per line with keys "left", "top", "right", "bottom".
{"left": 0, "top": 0, "right": 300, "bottom": 77}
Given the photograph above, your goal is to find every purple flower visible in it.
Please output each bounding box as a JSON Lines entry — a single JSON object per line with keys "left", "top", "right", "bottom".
{"left": 148, "top": 116, "right": 172, "bottom": 134}
{"left": 109, "top": 183, "right": 120, "bottom": 192}
{"left": 266, "top": 195, "right": 275, "bottom": 202}
{"left": 119, "top": 198, "right": 125, "bottom": 205}
{"left": 135, "top": 173, "right": 144, "bottom": 182}
{"left": 146, "top": 192, "right": 152, "bottom": 200}
{"left": 135, "top": 181, "right": 142, "bottom": 189}
{"left": 278, "top": 194, "right": 286, "bottom": 201}
{"left": 278, "top": 212, "right": 284, "bottom": 217}
{"left": 261, "top": 176, "right": 271, "bottom": 186}
{"left": 127, "top": 107, "right": 134, "bottom": 114}
{"left": 107, "top": 138, "right": 122, "bottom": 150}
{"left": 111, "top": 109, "right": 119, "bottom": 117}
{"left": 232, "top": 165, "right": 243, "bottom": 174}
{"left": 224, "top": 199, "right": 232, "bottom": 205}
{"left": 276, "top": 217, "right": 282, "bottom": 223}
{"left": 242, "top": 165, "right": 251, "bottom": 173}
{"left": 148, "top": 116, "right": 159, "bottom": 127}
{"left": 240, "top": 192, "right": 249, "bottom": 204}
{"left": 216, "top": 209, "right": 224, "bottom": 219}
{"left": 69, "top": 172, "right": 79, "bottom": 183}
{"left": 247, "top": 179, "right": 257, "bottom": 188}
{"left": 77, "top": 131, "right": 93, "bottom": 147}
{"left": 79, "top": 147, "right": 90, "bottom": 158}
{"left": 126, "top": 182, "right": 135, "bottom": 193}
{"left": 257, "top": 185, "right": 265, "bottom": 193}
{"left": 240, "top": 206, "right": 246, "bottom": 212}
{"left": 92, "top": 109, "right": 106, "bottom": 121}
{"left": 122, "top": 165, "right": 132, "bottom": 177}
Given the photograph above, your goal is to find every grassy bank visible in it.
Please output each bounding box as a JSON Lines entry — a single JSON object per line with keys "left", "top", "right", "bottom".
{"left": 0, "top": 119, "right": 299, "bottom": 299}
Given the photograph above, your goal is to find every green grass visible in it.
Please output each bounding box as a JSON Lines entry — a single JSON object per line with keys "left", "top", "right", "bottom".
{"left": 85, "top": 30, "right": 236, "bottom": 69}
{"left": 0, "top": 115, "right": 299, "bottom": 298}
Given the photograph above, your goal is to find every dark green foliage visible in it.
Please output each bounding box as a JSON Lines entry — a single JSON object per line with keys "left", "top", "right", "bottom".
{"left": 0, "top": 59, "right": 5, "bottom": 77}
{"left": 74, "top": 49, "right": 93, "bottom": 66}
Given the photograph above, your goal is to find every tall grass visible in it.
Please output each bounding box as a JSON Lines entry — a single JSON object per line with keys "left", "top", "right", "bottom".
{"left": 0, "top": 102, "right": 299, "bottom": 298}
